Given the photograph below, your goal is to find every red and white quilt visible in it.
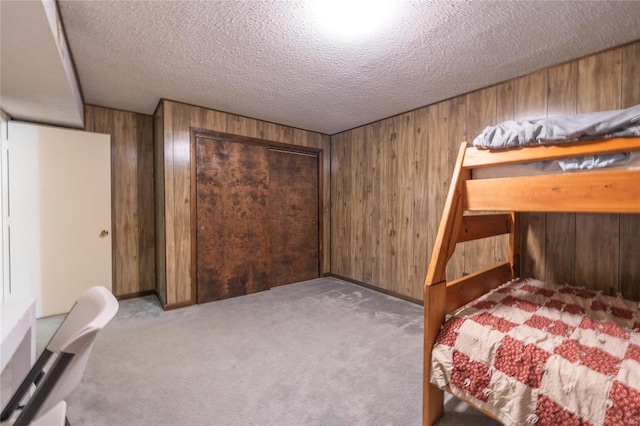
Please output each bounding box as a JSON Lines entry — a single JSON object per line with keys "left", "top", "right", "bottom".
{"left": 430, "top": 278, "right": 640, "bottom": 426}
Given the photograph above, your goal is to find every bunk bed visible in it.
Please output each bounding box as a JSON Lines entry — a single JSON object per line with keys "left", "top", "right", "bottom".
{"left": 423, "top": 135, "right": 640, "bottom": 426}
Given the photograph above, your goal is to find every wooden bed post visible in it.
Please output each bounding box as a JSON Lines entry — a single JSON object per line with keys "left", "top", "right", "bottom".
{"left": 423, "top": 281, "right": 447, "bottom": 425}
{"left": 509, "top": 212, "right": 520, "bottom": 279}
{"left": 423, "top": 143, "right": 469, "bottom": 426}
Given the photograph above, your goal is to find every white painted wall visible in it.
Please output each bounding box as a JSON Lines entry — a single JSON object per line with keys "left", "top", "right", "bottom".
{"left": 1, "top": 111, "right": 8, "bottom": 303}
{"left": 6, "top": 121, "right": 111, "bottom": 317}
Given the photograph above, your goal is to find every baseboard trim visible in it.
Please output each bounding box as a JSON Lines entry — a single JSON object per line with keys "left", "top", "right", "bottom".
{"left": 116, "top": 289, "right": 156, "bottom": 301}
{"left": 327, "top": 274, "right": 422, "bottom": 305}
{"left": 163, "top": 300, "right": 194, "bottom": 311}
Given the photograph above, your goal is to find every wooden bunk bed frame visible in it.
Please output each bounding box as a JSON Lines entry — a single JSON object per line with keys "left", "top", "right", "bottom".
{"left": 422, "top": 137, "right": 640, "bottom": 425}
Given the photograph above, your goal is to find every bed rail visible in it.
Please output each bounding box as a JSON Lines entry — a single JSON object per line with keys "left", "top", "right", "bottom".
{"left": 445, "top": 261, "right": 512, "bottom": 313}
{"left": 462, "top": 137, "right": 640, "bottom": 169}
{"left": 464, "top": 170, "right": 640, "bottom": 213}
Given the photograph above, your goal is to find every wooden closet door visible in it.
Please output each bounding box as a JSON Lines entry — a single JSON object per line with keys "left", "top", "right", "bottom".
{"left": 196, "top": 137, "right": 270, "bottom": 302}
{"left": 268, "top": 149, "right": 320, "bottom": 286}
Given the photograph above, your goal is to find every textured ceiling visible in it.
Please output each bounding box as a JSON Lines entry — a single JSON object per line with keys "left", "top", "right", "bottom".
{"left": 57, "top": 0, "right": 640, "bottom": 135}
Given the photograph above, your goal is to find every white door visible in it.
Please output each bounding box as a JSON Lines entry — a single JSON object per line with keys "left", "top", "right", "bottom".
{"left": 6, "top": 121, "right": 111, "bottom": 317}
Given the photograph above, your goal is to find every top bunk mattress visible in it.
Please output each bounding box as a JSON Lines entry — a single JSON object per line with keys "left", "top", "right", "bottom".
{"left": 471, "top": 104, "right": 640, "bottom": 179}
{"left": 472, "top": 151, "right": 640, "bottom": 179}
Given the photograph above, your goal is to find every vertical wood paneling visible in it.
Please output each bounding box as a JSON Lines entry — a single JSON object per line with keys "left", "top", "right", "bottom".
{"left": 85, "top": 105, "right": 155, "bottom": 298}
{"left": 113, "top": 110, "right": 139, "bottom": 296}
{"left": 162, "top": 102, "right": 177, "bottom": 304}
{"left": 329, "top": 41, "right": 640, "bottom": 302}
{"left": 413, "top": 109, "right": 430, "bottom": 298}
{"left": 494, "top": 81, "right": 515, "bottom": 265}
{"left": 426, "top": 104, "right": 449, "bottom": 283}
{"left": 137, "top": 113, "right": 155, "bottom": 292}
{"left": 320, "top": 134, "right": 331, "bottom": 274}
{"left": 368, "top": 121, "right": 383, "bottom": 288}
{"left": 171, "top": 103, "right": 192, "bottom": 304}
{"left": 465, "top": 88, "right": 496, "bottom": 274}
{"left": 515, "top": 70, "right": 548, "bottom": 280}
{"left": 620, "top": 43, "right": 640, "bottom": 300}
{"left": 330, "top": 132, "right": 348, "bottom": 277}
{"left": 158, "top": 100, "right": 330, "bottom": 307}
{"left": 576, "top": 49, "right": 622, "bottom": 295}
{"left": 398, "top": 112, "right": 415, "bottom": 296}
{"left": 379, "top": 117, "right": 398, "bottom": 292}
{"left": 154, "top": 103, "right": 166, "bottom": 304}
{"left": 446, "top": 98, "right": 467, "bottom": 280}
{"left": 545, "top": 62, "right": 577, "bottom": 285}
{"left": 358, "top": 128, "right": 377, "bottom": 283}
{"left": 352, "top": 126, "right": 366, "bottom": 284}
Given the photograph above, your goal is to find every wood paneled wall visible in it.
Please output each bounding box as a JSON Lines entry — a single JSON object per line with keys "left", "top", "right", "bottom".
{"left": 84, "top": 105, "right": 156, "bottom": 298}
{"left": 330, "top": 41, "right": 640, "bottom": 302}
{"left": 155, "top": 100, "right": 331, "bottom": 308}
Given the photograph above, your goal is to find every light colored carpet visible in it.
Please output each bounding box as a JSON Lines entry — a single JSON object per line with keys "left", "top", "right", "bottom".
{"left": 2, "top": 277, "right": 499, "bottom": 425}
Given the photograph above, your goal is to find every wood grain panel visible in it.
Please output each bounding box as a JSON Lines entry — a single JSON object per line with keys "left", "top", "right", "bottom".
{"left": 368, "top": 121, "right": 383, "bottom": 288}
{"left": 426, "top": 104, "right": 449, "bottom": 283}
{"left": 154, "top": 103, "right": 166, "bottom": 304}
{"left": 85, "top": 105, "right": 154, "bottom": 298}
{"left": 360, "top": 124, "right": 373, "bottom": 285}
{"left": 493, "top": 81, "right": 514, "bottom": 266}
{"left": 620, "top": 216, "right": 640, "bottom": 300}
{"left": 576, "top": 47, "right": 622, "bottom": 295}
{"left": 351, "top": 126, "right": 365, "bottom": 284}
{"left": 413, "top": 107, "right": 430, "bottom": 299}
{"left": 619, "top": 42, "right": 640, "bottom": 299}
{"left": 162, "top": 102, "right": 177, "bottom": 304}
{"left": 545, "top": 61, "right": 577, "bottom": 285}
{"left": 196, "top": 138, "right": 270, "bottom": 302}
{"left": 330, "top": 132, "right": 347, "bottom": 277}
{"left": 622, "top": 42, "right": 640, "bottom": 108}
{"left": 446, "top": 98, "right": 467, "bottom": 280}
{"left": 137, "top": 113, "right": 155, "bottom": 292}
{"left": 575, "top": 214, "right": 620, "bottom": 295}
{"left": 268, "top": 150, "right": 320, "bottom": 286}
{"left": 113, "top": 110, "right": 139, "bottom": 296}
{"left": 171, "top": 102, "right": 193, "bottom": 304}
{"left": 465, "top": 87, "right": 497, "bottom": 274}
{"left": 515, "top": 70, "right": 547, "bottom": 280}
{"left": 379, "top": 117, "right": 398, "bottom": 293}
{"left": 328, "top": 41, "right": 640, "bottom": 302}
{"left": 398, "top": 112, "right": 415, "bottom": 297}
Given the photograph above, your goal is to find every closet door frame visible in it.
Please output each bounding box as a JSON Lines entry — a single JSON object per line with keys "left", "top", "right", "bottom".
{"left": 189, "top": 128, "right": 323, "bottom": 304}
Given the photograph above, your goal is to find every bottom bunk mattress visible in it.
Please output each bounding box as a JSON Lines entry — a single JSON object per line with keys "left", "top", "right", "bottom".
{"left": 430, "top": 278, "right": 640, "bottom": 426}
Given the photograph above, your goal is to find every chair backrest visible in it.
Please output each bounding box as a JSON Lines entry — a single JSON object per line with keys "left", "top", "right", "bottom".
{"left": 15, "top": 286, "right": 119, "bottom": 425}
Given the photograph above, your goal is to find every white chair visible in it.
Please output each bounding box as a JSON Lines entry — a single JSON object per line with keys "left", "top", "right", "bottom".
{"left": 1, "top": 286, "right": 119, "bottom": 425}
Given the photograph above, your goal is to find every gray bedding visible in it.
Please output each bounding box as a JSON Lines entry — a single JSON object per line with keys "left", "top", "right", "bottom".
{"left": 473, "top": 104, "right": 640, "bottom": 149}
{"left": 472, "top": 104, "right": 640, "bottom": 171}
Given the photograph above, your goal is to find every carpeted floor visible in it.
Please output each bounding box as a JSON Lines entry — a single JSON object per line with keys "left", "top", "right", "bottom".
{"left": 2, "top": 277, "right": 499, "bottom": 425}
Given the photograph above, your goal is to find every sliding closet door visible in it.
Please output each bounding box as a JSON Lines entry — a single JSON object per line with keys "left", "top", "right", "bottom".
{"left": 196, "top": 137, "right": 270, "bottom": 303}
{"left": 268, "top": 149, "right": 320, "bottom": 286}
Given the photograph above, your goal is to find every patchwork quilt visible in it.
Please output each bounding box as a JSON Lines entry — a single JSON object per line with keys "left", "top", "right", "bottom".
{"left": 430, "top": 278, "right": 640, "bottom": 426}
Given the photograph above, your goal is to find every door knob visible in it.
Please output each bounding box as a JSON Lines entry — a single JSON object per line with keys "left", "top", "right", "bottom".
{"left": 100, "top": 230, "right": 109, "bottom": 238}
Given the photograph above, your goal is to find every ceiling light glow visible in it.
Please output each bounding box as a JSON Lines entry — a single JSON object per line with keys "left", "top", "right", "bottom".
{"left": 308, "top": 0, "right": 396, "bottom": 40}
